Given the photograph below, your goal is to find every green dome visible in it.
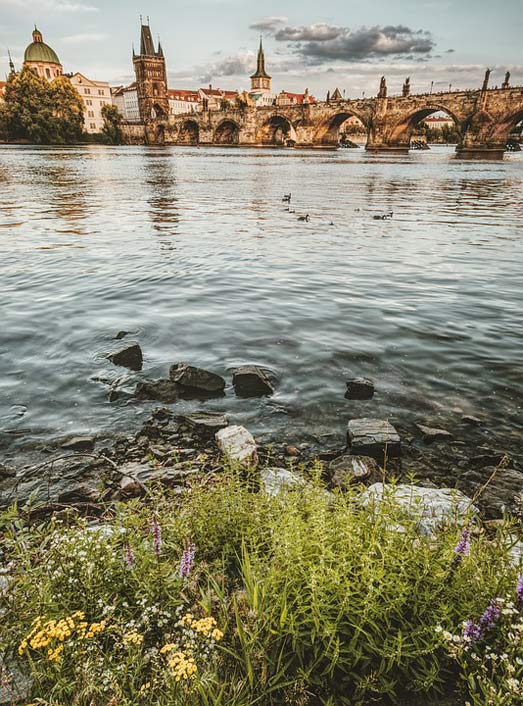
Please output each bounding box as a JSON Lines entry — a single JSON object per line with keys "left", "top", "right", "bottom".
{"left": 24, "top": 29, "right": 61, "bottom": 65}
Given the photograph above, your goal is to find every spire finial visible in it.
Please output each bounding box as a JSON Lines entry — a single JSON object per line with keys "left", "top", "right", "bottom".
{"left": 140, "top": 14, "right": 143, "bottom": 23}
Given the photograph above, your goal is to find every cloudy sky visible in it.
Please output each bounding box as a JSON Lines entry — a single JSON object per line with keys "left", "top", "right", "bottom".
{"left": 1, "top": 0, "right": 522, "bottom": 96}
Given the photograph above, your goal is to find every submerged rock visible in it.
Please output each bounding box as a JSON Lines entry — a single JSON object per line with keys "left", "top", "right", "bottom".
{"left": 215, "top": 425, "right": 258, "bottom": 468}
{"left": 260, "top": 467, "right": 306, "bottom": 496}
{"left": 345, "top": 378, "right": 375, "bottom": 400}
{"left": 170, "top": 363, "right": 225, "bottom": 398}
{"left": 456, "top": 466, "right": 523, "bottom": 519}
{"left": 135, "top": 379, "right": 179, "bottom": 404}
{"left": 415, "top": 424, "right": 453, "bottom": 443}
{"left": 232, "top": 366, "right": 276, "bottom": 397}
{"left": 107, "top": 343, "right": 143, "bottom": 372}
{"left": 178, "top": 412, "right": 228, "bottom": 438}
{"left": 329, "top": 454, "right": 379, "bottom": 489}
{"left": 61, "top": 436, "right": 95, "bottom": 453}
{"left": 347, "top": 418, "right": 401, "bottom": 462}
{"left": 360, "top": 482, "right": 475, "bottom": 536}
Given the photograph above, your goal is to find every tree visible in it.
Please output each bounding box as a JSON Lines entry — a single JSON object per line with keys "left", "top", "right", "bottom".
{"left": 101, "top": 104, "right": 123, "bottom": 145}
{"left": 0, "top": 68, "right": 84, "bottom": 144}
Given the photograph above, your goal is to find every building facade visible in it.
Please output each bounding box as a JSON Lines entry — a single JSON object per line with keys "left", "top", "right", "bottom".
{"left": 168, "top": 89, "right": 200, "bottom": 115}
{"left": 133, "top": 21, "right": 169, "bottom": 122}
{"left": 70, "top": 72, "right": 112, "bottom": 133}
{"left": 23, "top": 27, "right": 63, "bottom": 80}
{"left": 112, "top": 83, "right": 141, "bottom": 123}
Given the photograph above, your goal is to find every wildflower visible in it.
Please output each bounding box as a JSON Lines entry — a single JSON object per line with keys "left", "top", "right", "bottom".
{"left": 151, "top": 516, "right": 162, "bottom": 556}
{"left": 123, "top": 629, "right": 144, "bottom": 647}
{"left": 479, "top": 599, "right": 501, "bottom": 633}
{"left": 463, "top": 620, "right": 482, "bottom": 643}
{"left": 516, "top": 575, "right": 523, "bottom": 605}
{"left": 125, "top": 543, "right": 135, "bottom": 568}
{"left": 179, "top": 540, "right": 195, "bottom": 579}
{"left": 453, "top": 527, "right": 471, "bottom": 561}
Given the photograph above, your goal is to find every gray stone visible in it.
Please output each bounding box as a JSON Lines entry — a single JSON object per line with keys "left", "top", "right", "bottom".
{"left": 260, "top": 467, "right": 306, "bottom": 497}
{"left": 178, "top": 412, "right": 228, "bottom": 438}
{"left": 329, "top": 454, "right": 379, "bottom": 489}
{"left": 215, "top": 425, "right": 258, "bottom": 468}
{"left": 135, "top": 379, "right": 179, "bottom": 403}
{"left": 462, "top": 415, "right": 482, "bottom": 426}
{"left": 107, "top": 343, "right": 143, "bottom": 371}
{"left": 360, "top": 483, "right": 476, "bottom": 536}
{"left": 169, "top": 363, "right": 225, "bottom": 398}
{"left": 61, "top": 436, "right": 95, "bottom": 453}
{"left": 415, "top": 424, "right": 453, "bottom": 443}
{"left": 0, "top": 654, "right": 34, "bottom": 705}
{"left": 456, "top": 467, "right": 523, "bottom": 519}
{"left": 345, "top": 378, "right": 375, "bottom": 400}
{"left": 117, "top": 462, "right": 198, "bottom": 498}
{"left": 0, "top": 465, "right": 16, "bottom": 479}
{"left": 347, "top": 418, "right": 401, "bottom": 462}
{"left": 232, "top": 366, "right": 275, "bottom": 397}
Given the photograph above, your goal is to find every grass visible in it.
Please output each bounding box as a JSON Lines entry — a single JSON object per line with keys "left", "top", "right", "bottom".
{"left": 0, "top": 466, "right": 521, "bottom": 705}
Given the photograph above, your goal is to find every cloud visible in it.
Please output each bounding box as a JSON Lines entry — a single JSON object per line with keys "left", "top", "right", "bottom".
{"left": 274, "top": 23, "right": 435, "bottom": 62}
{"left": 249, "top": 16, "right": 288, "bottom": 32}
{"left": 3, "top": 0, "right": 98, "bottom": 11}
{"left": 197, "top": 51, "right": 256, "bottom": 83}
{"left": 61, "top": 33, "right": 107, "bottom": 43}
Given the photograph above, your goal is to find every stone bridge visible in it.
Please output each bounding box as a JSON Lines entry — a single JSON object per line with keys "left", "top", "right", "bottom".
{"left": 134, "top": 86, "right": 523, "bottom": 158}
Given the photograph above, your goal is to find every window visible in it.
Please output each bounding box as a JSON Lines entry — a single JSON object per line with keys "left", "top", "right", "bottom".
{"left": 86, "top": 99, "right": 92, "bottom": 106}
{"left": 85, "top": 88, "right": 91, "bottom": 95}
{"left": 45, "top": 68, "right": 51, "bottom": 78}
{"left": 98, "top": 89, "right": 104, "bottom": 95}
{"left": 90, "top": 123, "right": 96, "bottom": 129}
{"left": 88, "top": 110, "right": 95, "bottom": 117}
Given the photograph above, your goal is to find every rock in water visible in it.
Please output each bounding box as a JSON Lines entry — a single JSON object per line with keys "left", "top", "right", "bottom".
{"left": 170, "top": 363, "right": 225, "bottom": 398}
{"left": 345, "top": 378, "right": 375, "bottom": 400}
{"left": 61, "top": 436, "right": 95, "bottom": 453}
{"left": 329, "top": 454, "right": 379, "bottom": 489}
{"left": 347, "top": 418, "right": 401, "bottom": 462}
{"left": 415, "top": 424, "right": 453, "bottom": 443}
{"left": 215, "top": 425, "right": 258, "bottom": 468}
{"left": 107, "top": 343, "right": 143, "bottom": 371}
{"left": 178, "top": 412, "right": 228, "bottom": 438}
{"left": 232, "top": 366, "right": 275, "bottom": 397}
{"left": 135, "top": 380, "right": 179, "bottom": 404}
{"left": 360, "top": 483, "right": 476, "bottom": 536}
{"left": 260, "top": 467, "right": 306, "bottom": 496}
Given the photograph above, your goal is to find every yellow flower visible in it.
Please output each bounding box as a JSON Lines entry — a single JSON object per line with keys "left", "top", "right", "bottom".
{"left": 123, "top": 630, "right": 144, "bottom": 647}
{"left": 139, "top": 682, "right": 151, "bottom": 694}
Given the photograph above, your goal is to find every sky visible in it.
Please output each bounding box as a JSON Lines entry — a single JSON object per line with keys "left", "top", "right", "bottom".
{"left": 1, "top": 0, "right": 522, "bottom": 97}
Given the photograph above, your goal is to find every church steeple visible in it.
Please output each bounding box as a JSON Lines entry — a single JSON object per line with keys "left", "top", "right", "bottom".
{"left": 250, "top": 36, "right": 271, "bottom": 94}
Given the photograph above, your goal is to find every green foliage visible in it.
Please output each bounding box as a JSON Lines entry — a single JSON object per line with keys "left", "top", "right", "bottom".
{"left": 101, "top": 103, "right": 124, "bottom": 145}
{"left": 0, "top": 472, "right": 520, "bottom": 705}
{"left": 0, "top": 68, "right": 84, "bottom": 144}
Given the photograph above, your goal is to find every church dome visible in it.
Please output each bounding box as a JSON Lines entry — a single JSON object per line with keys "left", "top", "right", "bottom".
{"left": 24, "top": 28, "right": 61, "bottom": 65}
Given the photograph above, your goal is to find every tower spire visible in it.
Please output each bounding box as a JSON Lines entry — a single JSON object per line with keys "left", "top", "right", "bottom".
{"left": 7, "top": 49, "right": 15, "bottom": 75}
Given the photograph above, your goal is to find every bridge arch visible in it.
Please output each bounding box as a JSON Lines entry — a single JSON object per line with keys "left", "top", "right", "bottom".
{"left": 178, "top": 119, "right": 200, "bottom": 145}
{"left": 489, "top": 108, "right": 523, "bottom": 146}
{"left": 315, "top": 111, "right": 369, "bottom": 146}
{"left": 388, "top": 105, "right": 463, "bottom": 148}
{"left": 257, "top": 114, "right": 297, "bottom": 146}
{"left": 214, "top": 119, "right": 240, "bottom": 145}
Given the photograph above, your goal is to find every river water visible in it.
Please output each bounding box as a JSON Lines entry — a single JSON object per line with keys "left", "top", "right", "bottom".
{"left": 1, "top": 144, "right": 522, "bottom": 459}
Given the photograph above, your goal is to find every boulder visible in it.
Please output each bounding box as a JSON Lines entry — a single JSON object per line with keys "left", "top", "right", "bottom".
{"left": 415, "top": 424, "right": 453, "bottom": 443}
{"left": 345, "top": 378, "right": 374, "bottom": 400}
{"left": 0, "top": 465, "right": 16, "bottom": 479}
{"left": 107, "top": 343, "right": 143, "bottom": 371}
{"left": 117, "top": 462, "right": 197, "bottom": 498}
{"left": 0, "top": 654, "right": 34, "bottom": 705}
{"left": 170, "top": 363, "right": 225, "bottom": 398}
{"left": 360, "top": 483, "right": 476, "bottom": 536}
{"left": 232, "top": 366, "right": 275, "bottom": 397}
{"left": 456, "top": 467, "right": 523, "bottom": 519}
{"left": 135, "top": 379, "right": 179, "bottom": 404}
{"left": 329, "top": 454, "right": 379, "bottom": 489}
{"left": 347, "top": 418, "right": 401, "bottom": 462}
{"left": 260, "top": 467, "right": 306, "bottom": 497}
{"left": 178, "top": 412, "right": 228, "bottom": 438}
{"left": 61, "top": 436, "right": 95, "bottom": 453}
{"left": 215, "top": 425, "right": 258, "bottom": 468}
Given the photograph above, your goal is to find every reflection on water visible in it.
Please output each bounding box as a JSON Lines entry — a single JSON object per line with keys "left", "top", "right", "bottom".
{"left": 0, "top": 144, "right": 522, "bottom": 456}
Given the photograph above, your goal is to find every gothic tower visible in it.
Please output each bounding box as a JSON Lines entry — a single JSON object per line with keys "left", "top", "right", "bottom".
{"left": 133, "top": 20, "right": 169, "bottom": 123}
{"left": 250, "top": 37, "right": 271, "bottom": 94}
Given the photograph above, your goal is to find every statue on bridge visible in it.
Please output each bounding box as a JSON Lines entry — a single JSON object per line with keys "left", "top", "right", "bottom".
{"left": 502, "top": 71, "right": 510, "bottom": 89}
{"left": 378, "top": 76, "right": 387, "bottom": 99}
{"left": 402, "top": 77, "right": 411, "bottom": 97}
{"left": 481, "top": 68, "right": 491, "bottom": 92}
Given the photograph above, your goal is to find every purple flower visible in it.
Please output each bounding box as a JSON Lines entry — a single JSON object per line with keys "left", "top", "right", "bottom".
{"left": 516, "top": 576, "right": 523, "bottom": 605}
{"left": 479, "top": 599, "right": 501, "bottom": 632}
{"left": 463, "top": 619, "right": 481, "bottom": 643}
{"left": 454, "top": 527, "right": 471, "bottom": 559}
{"left": 151, "top": 517, "right": 162, "bottom": 557}
{"left": 179, "top": 541, "right": 195, "bottom": 579}
{"left": 125, "top": 543, "right": 135, "bottom": 568}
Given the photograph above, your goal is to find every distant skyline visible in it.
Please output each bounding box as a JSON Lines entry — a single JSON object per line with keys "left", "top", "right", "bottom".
{"left": 1, "top": 0, "right": 522, "bottom": 96}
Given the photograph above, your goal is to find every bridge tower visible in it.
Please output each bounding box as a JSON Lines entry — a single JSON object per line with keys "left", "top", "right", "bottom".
{"left": 250, "top": 37, "right": 271, "bottom": 94}
{"left": 133, "top": 19, "right": 169, "bottom": 124}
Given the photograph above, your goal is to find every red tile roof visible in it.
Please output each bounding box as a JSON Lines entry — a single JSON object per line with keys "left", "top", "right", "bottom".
{"left": 168, "top": 89, "right": 199, "bottom": 101}
{"left": 279, "top": 91, "right": 317, "bottom": 104}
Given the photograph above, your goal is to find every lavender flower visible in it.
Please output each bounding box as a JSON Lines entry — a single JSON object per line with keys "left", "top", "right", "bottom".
{"left": 151, "top": 516, "right": 162, "bottom": 557}
{"left": 124, "top": 543, "right": 135, "bottom": 568}
{"left": 479, "top": 598, "right": 501, "bottom": 632}
{"left": 179, "top": 541, "right": 196, "bottom": 579}
{"left": 463, "top": 619, "right": 481, "bottom": 643}
{"left": 516, "top": 576, "right": 523, "bottom": 605}
{"left": 454, "top": 527, "right": 471, "bottom": 559}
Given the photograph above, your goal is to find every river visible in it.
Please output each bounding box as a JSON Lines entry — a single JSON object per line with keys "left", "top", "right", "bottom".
{"left": 1, "top": 144, "right": 522, "bottom": 461}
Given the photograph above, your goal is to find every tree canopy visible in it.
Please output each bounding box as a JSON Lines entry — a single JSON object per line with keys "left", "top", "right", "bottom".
{"left": 0, "top": 68, "right": 84, "bottom": 144}
{"left": 101, "top": 104, "right": 124, "bottom": 145}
